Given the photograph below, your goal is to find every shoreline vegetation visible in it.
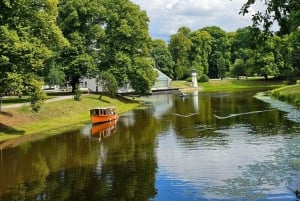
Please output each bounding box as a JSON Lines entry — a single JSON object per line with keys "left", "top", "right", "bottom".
{"left": 0, "top": 77, "right": 298, "bottom": 145}
{"left": 270, "top": 84, "right": 300, "bottom": 107}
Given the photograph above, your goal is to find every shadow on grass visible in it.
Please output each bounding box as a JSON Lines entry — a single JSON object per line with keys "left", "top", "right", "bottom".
{"left": 117, "top": 95, "right": 141, "bottom": 103}
{"left": 2, "top": 98, "right": 27, "bottom": 104}
{"left": 0, "top": 112, "right": 24, "bottom": 135}
{"left": 0, "top": 111, "right": 13, "bottom": 117}
{"left": 85, "top": 94, "right": 112, "bottom": 104}
{"left": 0, "top": 123, "right": 25, "bottom": 135}
{"left": 84, "top": 93, "right": 141, "bottom": 104}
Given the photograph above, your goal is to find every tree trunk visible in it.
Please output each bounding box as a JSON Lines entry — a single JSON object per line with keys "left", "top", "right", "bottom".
{"left": 70, "top": 76, "right": 80, "bottom": 93}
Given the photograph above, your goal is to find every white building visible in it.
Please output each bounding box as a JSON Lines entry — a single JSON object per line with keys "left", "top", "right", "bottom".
{"left": 79, "top": 68, "right": 172, "bottom": 93}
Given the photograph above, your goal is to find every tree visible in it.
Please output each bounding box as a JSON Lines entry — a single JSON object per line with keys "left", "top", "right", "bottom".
{"left": 57, "top": 0, "right": 105, "bottom": 93}
{"left": 44, "top": 62, "right": 66, "bottom": 88}
{"left": 240, "top": 0, "right": 300, "bottom": 35}
{"left": 169, "top": 26, "right": 192, "bottom": 79}
{"left": 151, "top": 39, "right": 174, "bottom": 78}
{"left": 101, "top": 0, "right": 157, "bottom": 94}
{"left": 230, "top": 27, "right": 257, "bottom": 63}
{"left": 189, "top": 30, "right": 212, "bottom": 76}
{"left": 201, "top": 26, "right": 231, "bottom": 79}
{"left": 129, "top": 57, "right": 158, "bottom": 94}
{"left": 97, "top": 71, "right": 118, "bottom": 97}
{"left": 246, "top": 38, "right": 279, "bottom": 80}
{"left": 0, "top": 0, "right": 68, "bottom": 111}
{"left": 230, "top": 59, "right": 247, "bottom": 78}
{"left": 289, "top": 29, "right": 300, "bottom": 75}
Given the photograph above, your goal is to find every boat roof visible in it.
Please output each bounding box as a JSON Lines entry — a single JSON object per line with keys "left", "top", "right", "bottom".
{"left": 90, "top": 106, "right": 116, "bottom": 111}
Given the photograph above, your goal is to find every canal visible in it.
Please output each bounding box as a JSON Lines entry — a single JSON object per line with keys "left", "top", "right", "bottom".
{"left": 1, "top": 89, "right": 300, "bottom": 200}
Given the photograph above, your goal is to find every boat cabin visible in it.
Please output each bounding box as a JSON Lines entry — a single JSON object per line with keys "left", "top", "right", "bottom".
{"left": 90, "top": 107, "right": 116, "bottom": 116}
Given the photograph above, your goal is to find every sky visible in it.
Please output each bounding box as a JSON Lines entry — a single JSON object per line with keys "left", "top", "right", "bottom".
{"left": 130, "top": 0, "right": 259, "bottom": 41}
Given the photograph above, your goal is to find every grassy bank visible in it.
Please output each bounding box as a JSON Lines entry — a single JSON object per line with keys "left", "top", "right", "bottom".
{"left": 171, "top": 77, "right": 284, "bottom": 92}
{"left": 0, "top": 94, "right": 140, "bottom": 142}
{"left": 271, "top": 84, "right": 300, "bottom": 107}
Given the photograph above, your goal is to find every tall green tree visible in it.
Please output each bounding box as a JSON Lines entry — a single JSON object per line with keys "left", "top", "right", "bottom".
{"left": 151, "top": 39, "right": 174, "bottom": 78}
{"left": 201, "top": 26, "right": 231, "bottom": 79}
{"left": 189, "top": 30, "right": 212, "bottom": 76}
{"left": 100, "top": 0, "right": 157, "bottom": 94}
{"left": 169, "top": 26, "right": 192, "bottom": 79}
{"left": 58, "top": 0, "right": 105, "bottom": 92}
{"left": 246, "top": 37, "right": 279, "bottom": 80}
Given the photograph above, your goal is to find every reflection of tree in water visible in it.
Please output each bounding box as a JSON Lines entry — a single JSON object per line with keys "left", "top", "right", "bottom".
{"left": 100, "top": 109, "right": 159, "bottom": 201}
{"left": 0, "top": 109, "right": 160, "bottom": 201}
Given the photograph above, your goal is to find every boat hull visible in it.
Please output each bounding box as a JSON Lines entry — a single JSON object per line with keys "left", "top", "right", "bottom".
{"left": 91, "top": 114, "right": 119, "bottom": 124}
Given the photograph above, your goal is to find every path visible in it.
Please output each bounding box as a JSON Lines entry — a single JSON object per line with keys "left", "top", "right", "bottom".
{"left": 1, "top": 95, "right": 75, "bottom": 109}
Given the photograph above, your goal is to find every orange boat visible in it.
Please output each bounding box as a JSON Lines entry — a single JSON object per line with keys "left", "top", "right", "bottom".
{"left": 90, "top": 107, "right": 119, "bottom": 124}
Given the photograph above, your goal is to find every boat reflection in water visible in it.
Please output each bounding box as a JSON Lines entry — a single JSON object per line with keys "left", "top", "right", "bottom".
{"left": 90, "top": 119, "right": 118, "bottom": 141}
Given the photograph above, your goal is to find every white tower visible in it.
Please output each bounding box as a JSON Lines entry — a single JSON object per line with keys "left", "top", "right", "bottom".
{"left": 191, "top": 70, "right": 198, "bottom": 88}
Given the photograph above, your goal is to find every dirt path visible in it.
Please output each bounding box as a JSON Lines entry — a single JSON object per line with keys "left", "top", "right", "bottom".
{"left": 1, "top": 95, "right": 74, "bottom": 109}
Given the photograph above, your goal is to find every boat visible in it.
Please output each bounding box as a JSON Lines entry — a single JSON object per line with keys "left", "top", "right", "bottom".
{"left": 179, "top": 92, "right": 188, "bottom": 97}
{"left": 90, "top": 106, "right": 119, "bottom": 124}
{"left": 91, "top": 119, "right": 118, "bottom": 140}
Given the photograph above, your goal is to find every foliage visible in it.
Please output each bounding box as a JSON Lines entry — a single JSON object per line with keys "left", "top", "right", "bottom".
{"left": 189, "top": 30, "right": 212, "bottom": 76}
{"left": 57, "top": 0, "right": 104, "bottom": 92}
{"left": 44, "top": 62, "right": 66, "bottom": 87}
{"left": 129, "top": 57, "right": 158, "bottom": 94}
{"left": 198, "top": 74, "right": 209, "bottom": 83}
{"left": 230, "top": 59, "right": 247, "bottom": 78}
{"left": 240, "top": 0, "right": 300, "bottom": 35}
{"left": 27, "top": 76, "right": 47, "bottom": 112}
{"left": 98, "top": 71, "right": 118, "bottom": 97}
{"left": 0, "top": 0, "right": 68, "bottom": 109}
{"left": 101, "top": 0, "right": 155, "bottom": 90}
{"left": 271, "top": 85, "right": 300, "bottom": 106}
{"left": 289, "top": 29, "right": 300, "bottom": 74}
{"left": 169, "top": 27, "right": 192, "bottom": 79}
{"left": 201, "top": 26, "right": 231, "bottom": 79}
{"left": 151, "top": 39, "right": 175, "bottom": 78}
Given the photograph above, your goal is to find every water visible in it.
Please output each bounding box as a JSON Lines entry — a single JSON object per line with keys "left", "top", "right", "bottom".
{"left": 1, "top": 90, "right": 300, "bottom": 200}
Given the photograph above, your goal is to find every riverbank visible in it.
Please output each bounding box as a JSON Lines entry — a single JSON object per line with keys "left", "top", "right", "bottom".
{"left": 171, "top": 77, "right": 284, "bottom": 92}
{"left": 0, "top": 94, "right": 140, "bottom": 143}
{"left": 270, "top": 84, "right": 300, "bottom": 107}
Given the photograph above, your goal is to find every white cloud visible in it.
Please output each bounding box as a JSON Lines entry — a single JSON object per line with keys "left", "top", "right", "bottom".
{"left": 131, "top": 0, "right": 258, "bottom": 41}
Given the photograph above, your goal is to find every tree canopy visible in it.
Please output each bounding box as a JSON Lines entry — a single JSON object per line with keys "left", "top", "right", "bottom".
{"left": 240, "top": 0, "right": 300, "bottom": 35}
{"left": 0, "top": 0, "right": 68, "bottom": 111}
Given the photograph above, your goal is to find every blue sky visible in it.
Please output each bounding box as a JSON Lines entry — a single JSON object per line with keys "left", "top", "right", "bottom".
{"left": 131, "top": 0, "right": 261, "bottom": 41}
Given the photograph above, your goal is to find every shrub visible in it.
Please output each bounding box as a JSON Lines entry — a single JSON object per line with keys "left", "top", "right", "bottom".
{"left": 198, "top": 74, "right": 209, "bottom": 82}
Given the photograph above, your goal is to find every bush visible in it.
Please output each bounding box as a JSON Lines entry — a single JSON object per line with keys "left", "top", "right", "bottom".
{"left": 185, "top": 77, "right": 192, "bottom": 82}
{"left": 198, "top": 74, "right": 209, "bottom": 82}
